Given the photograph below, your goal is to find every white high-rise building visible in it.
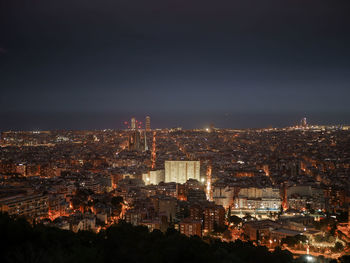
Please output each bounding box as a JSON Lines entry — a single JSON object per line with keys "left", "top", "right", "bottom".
{"left": 164, "top": 161, "right": 200, "bottom": 184}
{"left": 131, "top": 117, "right": 136, "bottom": 130}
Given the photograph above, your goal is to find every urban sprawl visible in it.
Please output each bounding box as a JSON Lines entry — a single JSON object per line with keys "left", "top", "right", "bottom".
{"left": 1, "top": 117, "right": 350, "bottom": 259}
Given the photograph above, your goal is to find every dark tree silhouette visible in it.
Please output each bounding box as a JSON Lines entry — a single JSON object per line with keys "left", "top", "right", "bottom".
{"left": 0, "top": 213, "right": 301, "bottom": 263}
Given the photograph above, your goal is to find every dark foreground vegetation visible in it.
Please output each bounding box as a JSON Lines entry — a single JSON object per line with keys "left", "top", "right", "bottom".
{"left": 0, "top": 213, "right": 348, "bottom": 263}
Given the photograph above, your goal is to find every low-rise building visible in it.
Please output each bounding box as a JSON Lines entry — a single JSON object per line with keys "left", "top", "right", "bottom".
{"left": 179, "top": 218, "right": 202, "bottom": 237}
{"left": 0, "top": 193, "right": 48, "bottom": 218}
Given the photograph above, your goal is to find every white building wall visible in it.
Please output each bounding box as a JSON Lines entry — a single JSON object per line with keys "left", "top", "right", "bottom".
{"left": 164, "top": 161, "right": 200, "bottom": 184}
{"left": 142, "top": 170, "right": 165, "bottom": 185}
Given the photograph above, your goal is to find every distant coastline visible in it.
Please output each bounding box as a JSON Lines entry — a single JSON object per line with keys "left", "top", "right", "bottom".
{"left": 0, "top": 111, "right": 349, "bottom": 131}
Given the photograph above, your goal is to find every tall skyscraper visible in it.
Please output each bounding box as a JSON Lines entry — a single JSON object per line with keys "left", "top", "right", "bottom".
{"left": 165, "top": 161, "right": 200, "bottom": 184}
{"left": 145, "top": 116, "right": 151, "bottom": 131}
{"left": 144, "top": 130, "right": 148, "bottom": 151}
{"left": 131, "top": 117, "right": 136, "bottom": 130}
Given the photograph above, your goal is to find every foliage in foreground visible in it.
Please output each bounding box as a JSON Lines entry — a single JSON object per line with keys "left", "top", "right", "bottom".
{"left": 0, "top": 213, "right": 295, "bottom": 263}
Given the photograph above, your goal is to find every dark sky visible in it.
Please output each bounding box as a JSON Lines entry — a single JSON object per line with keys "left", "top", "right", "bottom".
{"left": 1, "top": 0, "right": 350, "bottom": 129}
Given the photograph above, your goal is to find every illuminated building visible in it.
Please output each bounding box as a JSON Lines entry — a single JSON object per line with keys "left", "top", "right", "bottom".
{"left": 144, "top": 130, "right": 148, "bottom": 151}
{"left": 125, "top": 209, "right": 143, "bottom": 226}
{"left": 145, "top": 116, "right": 151, "bottom": 131}
{"left": 0, "top": 194, "right": 48, "bottom": 218}
{"left": 140, "top": 219, "right": 161, "bottom": 232}
{"left": 179, "top": 218, "right": 202, "bottom": 237}
{"left": 142, "top": 170, "right": 165, "bottom": 185}
{"left": 141, "top": 217, "right": 169, "bottom": 232}
{"left": 48, "top": 194, "right": 70, "bottom": 220}
{"left": 164, "top": 160, "right": 200, "bottom": 184}
{"left": 203, "top": 203, "right": 225, "bottom": 233}
{"left": 231, "top": 187, "right": 282, "bottom": 215}
{"left": 131, "top": 117, "right": 136, "bottom": 130}
{"left": 242, "top": 220, "right": 280, "bottom": 241}
{"left": 70, "top": 213, "right": 96, "bottom": 232}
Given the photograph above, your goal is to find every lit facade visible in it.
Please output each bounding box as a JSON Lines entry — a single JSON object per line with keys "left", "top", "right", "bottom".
{"left": 164, "top": 161, "right": 200, "bottom": 184}
{"left": 131, "top": 117, "right": 136, "bottom": 130}
{"left": 142, "top": 170, "right": 165, "bottom": 185}
{"left": 0, "top": 194, "right": 49, "bottom": 218}
{"left": 179, "top": 218, "right": 202, "bottom": 237}
{"left": 145, "top": 116, "right": 151, "bottom": 131}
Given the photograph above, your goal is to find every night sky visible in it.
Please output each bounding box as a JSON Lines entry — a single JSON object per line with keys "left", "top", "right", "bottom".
{"left": 1, "top": 0, "right": 350, "bottom": 130}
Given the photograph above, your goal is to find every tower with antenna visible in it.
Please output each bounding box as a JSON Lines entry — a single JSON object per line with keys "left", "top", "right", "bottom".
{"left": 131, "top": 117, "right": 136, "bottom": 130}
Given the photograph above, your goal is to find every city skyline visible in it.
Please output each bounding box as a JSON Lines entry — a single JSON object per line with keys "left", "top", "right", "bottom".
{"left": 0, "top": 111, "right": 349, "bottom": 131}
